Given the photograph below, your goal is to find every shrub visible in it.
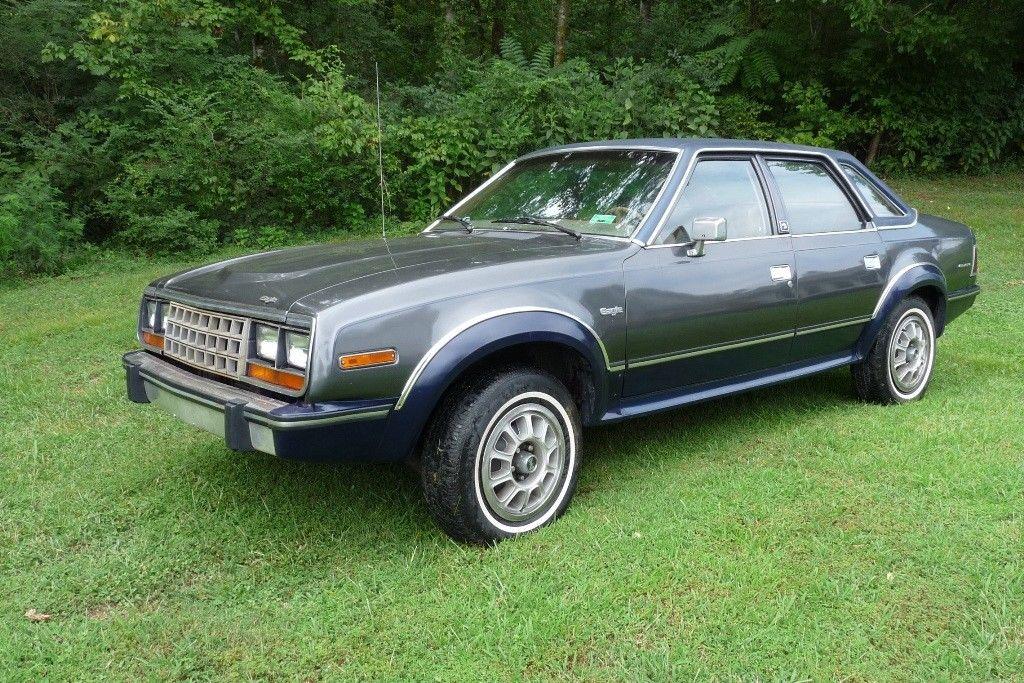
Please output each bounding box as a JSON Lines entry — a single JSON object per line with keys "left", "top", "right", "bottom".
{"left": 0, "top": 167, "right": 83, "bottom": 277}
{"left": 230, "top": 225, "right": 291, "bottom": 250}
{"left": 117, "top": 208, "right": 219, "bottom": 256}
{"left": 2, "top": 0, "right": 1015, "bottom": 275}
{"left": 389, "top": 50, "right": 722, "bottom": 220}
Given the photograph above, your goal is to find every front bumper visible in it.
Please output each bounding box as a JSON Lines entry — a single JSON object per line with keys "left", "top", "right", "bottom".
{"left": 123, "top": 351, "right": 393, "bottom": 461}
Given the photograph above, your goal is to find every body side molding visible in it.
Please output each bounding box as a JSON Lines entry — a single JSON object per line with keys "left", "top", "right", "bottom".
{"left": 627, "top": 330, "right": 795, "bottom": 368}
{"left": 609, "top": 351, "right": 856, "bottom": 421}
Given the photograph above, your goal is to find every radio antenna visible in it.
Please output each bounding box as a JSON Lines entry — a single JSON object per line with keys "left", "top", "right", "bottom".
{"left": 375, "top": 62, "right": 387, "bottom": 240}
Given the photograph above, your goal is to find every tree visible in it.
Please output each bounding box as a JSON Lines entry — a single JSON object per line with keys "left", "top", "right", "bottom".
{"left": 553, "top": 0, "right": 569, "bottom": 65}
{"left": 0, "top": 0, "right": 1021, "bottom": 274}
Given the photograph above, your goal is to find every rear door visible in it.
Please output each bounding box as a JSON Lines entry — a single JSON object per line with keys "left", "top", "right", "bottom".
{"left": 760, "top": 156, "right": 884, "bottom": 360}
{"left": 623, "top": 155, "right": 797, "bottom": 396}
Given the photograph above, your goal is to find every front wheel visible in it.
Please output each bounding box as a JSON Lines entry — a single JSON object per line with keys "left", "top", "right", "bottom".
{"left": 853, "top": 296, "right": 937, "bottom": 404}
{"left": 420, "top": 368, "right": 581, "bottom": 544}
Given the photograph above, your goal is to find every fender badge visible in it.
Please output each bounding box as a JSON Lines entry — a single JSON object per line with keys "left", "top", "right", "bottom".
{"left": 259, "top": 295, "right": 279, "bottom": 304}
{"left": 599, "top": 306, "right": 624, "bottom": 316}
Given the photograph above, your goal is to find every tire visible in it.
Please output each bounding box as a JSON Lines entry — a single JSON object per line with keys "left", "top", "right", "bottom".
{"left": 420, "top": 367, "right": 582, "bottom": 544}
{"left": 853, "top": 295, "right": 937, "bottom": 404}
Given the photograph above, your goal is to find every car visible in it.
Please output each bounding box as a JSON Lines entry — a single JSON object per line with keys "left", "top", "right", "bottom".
{"left": 124, "top": 138, "right": 980, "bottom": 543}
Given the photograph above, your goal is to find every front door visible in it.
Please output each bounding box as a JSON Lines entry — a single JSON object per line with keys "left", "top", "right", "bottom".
{"left": 623, "top": 156, "right": 798, "bottom": 397}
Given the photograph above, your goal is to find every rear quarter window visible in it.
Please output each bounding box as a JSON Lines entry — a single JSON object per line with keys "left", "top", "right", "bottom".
{"left": 841, "top": 164, "right": 904, "bottom": 217}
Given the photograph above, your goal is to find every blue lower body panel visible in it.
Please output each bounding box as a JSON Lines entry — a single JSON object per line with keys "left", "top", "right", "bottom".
{"left": 945, "top": 284, "right": 981, "bottom": 325}
{"left": 271, "top": 417, "right": 391, "bottom": 462}
{"left": 608, "top": 351, "right": 856, "bottom": 421}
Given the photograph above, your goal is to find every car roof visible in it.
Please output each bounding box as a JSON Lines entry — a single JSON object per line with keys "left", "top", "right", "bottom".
{"left": 521, "top": 137, "right": 857, "bottom": 163}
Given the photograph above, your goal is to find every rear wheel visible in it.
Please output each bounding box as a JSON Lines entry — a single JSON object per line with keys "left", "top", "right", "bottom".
{"left": 853, "top": 296, "right": 936, "bottom": 404}
{"left": 420, "top": 367, "right": 581, "bottom": 544}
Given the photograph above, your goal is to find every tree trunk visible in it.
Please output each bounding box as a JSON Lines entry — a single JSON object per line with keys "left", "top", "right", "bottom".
{"left": 640, "top": 0, "right": 653, "bottom": 24}
{"left": 469, "top": 0, "right": 489, "bottom": 50}
{"left": 490, "top": 0, "right": 506, "bottom": 55}
{"left": 553, "top": 0, "right": 570, "bottom": 66}
{"left": 747, "top": 0, "right": 761, "bottom": 28}
{"left": 865, "top": 129, "right": 883, "bottom": 166}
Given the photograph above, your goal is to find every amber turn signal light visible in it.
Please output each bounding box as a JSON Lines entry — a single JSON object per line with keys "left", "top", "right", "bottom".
{"left": 141, "top": 331, "right": 164, "bottom": 348}
{"left": 246, "top": 363, "right": 305, "bottom": 391}
{"left": 338, "top": 348, "right": 397, "bottom": 370}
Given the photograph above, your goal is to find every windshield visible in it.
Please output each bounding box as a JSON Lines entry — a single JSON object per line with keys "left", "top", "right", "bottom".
{"left": 449, "top": 149, "right": 676, "bottom": 238}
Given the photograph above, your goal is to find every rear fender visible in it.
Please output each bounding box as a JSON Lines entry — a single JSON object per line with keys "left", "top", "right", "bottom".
{"left": 856, "top": 262, "right": 946, "bottom": 357}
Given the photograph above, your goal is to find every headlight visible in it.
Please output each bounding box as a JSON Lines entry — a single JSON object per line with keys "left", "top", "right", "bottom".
{"left": 285, "top": 332, "right": 309, "bottom": 369}
{"left": 142, "top": 299, "right": 164, "bottom": 331}
{"left": 255, "top": 324, "right": 279, "bottom": 362}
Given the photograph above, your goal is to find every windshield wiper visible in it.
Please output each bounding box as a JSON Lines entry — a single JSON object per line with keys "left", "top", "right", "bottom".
{"left": 438, "top": 214, "right": 474, "bottom": 233}
{"left": 493, "top": 215, "right": 582, "bottom": 240}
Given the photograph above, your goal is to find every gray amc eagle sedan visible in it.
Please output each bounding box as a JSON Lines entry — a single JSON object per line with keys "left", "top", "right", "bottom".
{"left": 124, "top": 138, "right": 980, "bottom": 543}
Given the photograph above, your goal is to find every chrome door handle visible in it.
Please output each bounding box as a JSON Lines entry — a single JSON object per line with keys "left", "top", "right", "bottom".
{"left": 863, "top": 254, "right": 881, "bottom": 270}
{"left": 770, "top": 264, "right": 793, "bottom": 282}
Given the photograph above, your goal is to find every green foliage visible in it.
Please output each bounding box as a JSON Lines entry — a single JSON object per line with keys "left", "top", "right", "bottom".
{"left": 498, "top": 36, "right": 528, "bottom": 69}
{"left": 230, "top": 225, "right": 291, "bottom": 250}
{"left": 116, "top": 208, "right": 218, "bottom": 256}
{"left": 674, "top": 12, "right": 781, "bottom": 92}
{"left": 0, "top": 165, "right": 83, "bottom": 277}
{"left": 0, "top": 0, "right": 1020, "bottom": 276}
{"left": 389, "top": 47, "right": 721, "bottom": 218}
{"left": 777, "top": 82, "right": 863, "bottom": 149}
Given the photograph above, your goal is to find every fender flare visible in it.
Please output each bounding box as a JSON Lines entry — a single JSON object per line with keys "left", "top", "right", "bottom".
{"left": 856, "top": 262, "right": 947, "bottom": 357}
{"left": 378, "top": 309, "right": 616, "bottom": 461}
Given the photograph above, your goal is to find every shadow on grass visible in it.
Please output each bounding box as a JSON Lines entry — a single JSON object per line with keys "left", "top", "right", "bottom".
{"left": 182, "top": 367, "right": 857, "bottom": 547}
{"left": 186, "top": 452, "right": 437, "bottom": 547}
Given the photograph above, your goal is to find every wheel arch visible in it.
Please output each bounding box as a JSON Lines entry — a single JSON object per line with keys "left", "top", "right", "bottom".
{"left": 908, "top": 283, "right": 947, "bottom": 333}
{"left": 379, "top": 310, "right": 615, "bottom": 461}
{"left": 857, "top": 262, "right": 947, "bottom": 357}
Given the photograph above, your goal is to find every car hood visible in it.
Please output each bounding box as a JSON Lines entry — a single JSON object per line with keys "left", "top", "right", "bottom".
{"left": 150, "top": 232, "right": 631, "bottom": 319}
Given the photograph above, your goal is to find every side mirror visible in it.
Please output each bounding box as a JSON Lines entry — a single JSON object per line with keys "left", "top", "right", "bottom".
{"left": 686, "top": 217, "right": 727, "bottom": 257}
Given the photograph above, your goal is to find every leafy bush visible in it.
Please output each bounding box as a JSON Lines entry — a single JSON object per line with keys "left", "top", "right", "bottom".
{"left": 88, "top": 62, "right": 379, "bottom": 249}
{"left": 776, "top": 82, "right": 863, "bottom": 149}
{"left": 0, "top": 0, "right": 1019, "bottom": 280}
{"left": 230, "top": 225, "right": 291, "bottom": 250}
{"left": 389, "top": 50, "right": 721, "bottom": 219}
{"left": 116, "top": 208, "right": 219, "bottom": 256}
{"left": 0, "top": 167, "right": 83, "bottom": 277}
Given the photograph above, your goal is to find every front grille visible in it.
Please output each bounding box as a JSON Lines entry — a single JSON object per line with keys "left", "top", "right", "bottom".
{"left": 163, "top": 302, "right": 247, "bottom": 377}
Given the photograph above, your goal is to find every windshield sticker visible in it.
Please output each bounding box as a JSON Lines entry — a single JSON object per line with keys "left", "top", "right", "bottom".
{"left": 590, "top": 214, "right": 616, "bottom": 224}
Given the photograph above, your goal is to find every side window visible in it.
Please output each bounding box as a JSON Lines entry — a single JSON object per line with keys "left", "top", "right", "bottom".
{"left": 841, "top": 164, "right": 904, "bottom": 217}
{"left": 765, "top": 159, "right": 862, "bottom": 234}
{"left": 658, "top": 159, "right": 771, "bottom": 244}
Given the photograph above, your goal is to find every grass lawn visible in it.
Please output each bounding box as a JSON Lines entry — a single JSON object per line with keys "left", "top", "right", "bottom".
{"left": 1, "top": 174, "right": 1022, "bottom": 680}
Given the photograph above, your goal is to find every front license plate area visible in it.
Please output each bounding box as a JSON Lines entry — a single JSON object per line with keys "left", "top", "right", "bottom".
{"left": 145, "top": 383, "right": 226, "bottom": 439}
